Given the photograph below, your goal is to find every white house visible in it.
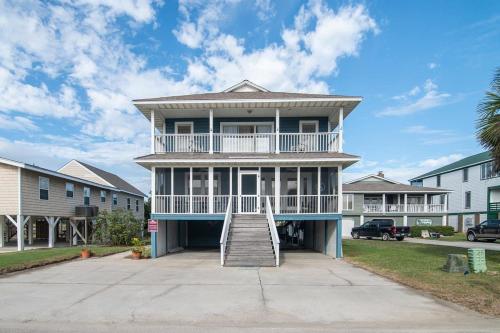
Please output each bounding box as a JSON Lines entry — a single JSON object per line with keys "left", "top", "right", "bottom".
{"left": 133, "top": 80, "right": 362, "bottom": 266}
{"left": 410, "top": 152, "right": 500, "bottom": 232}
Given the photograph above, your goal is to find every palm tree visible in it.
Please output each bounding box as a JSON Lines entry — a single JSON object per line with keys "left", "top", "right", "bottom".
{"left": 477, "top": 67, "right": 500, "bottom": 170}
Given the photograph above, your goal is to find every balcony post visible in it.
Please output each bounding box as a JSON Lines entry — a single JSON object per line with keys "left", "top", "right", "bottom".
{"left": 209, "top": 109, "right": 214, "bottom": 154}
{"left": 170, "top": 167, "right": 174, "bottom": 213}
{"left": 275, "top": 167, "right": 280, "bottom": 214}
{"left": 297, "top": 167, "right": 301, "bottom": 213}
{"left": 151, "top": 166, "right": 156, "bottom": 214}
{"left": 317, "top": 167, "right": 321, "bottom": 213}
{"left": 382, "top": 193, "right": 386, "bottom": 213}
{"left": 189, "top": 167, "right": 193, "bottom": 214}
{"left": 444, "top": 193, "right": 448, "bottom": 212}
{"left": 424, "top": 193, "right": 428, "bottom": 212}
{"left": 150, "top": 109, "right": 155, "bottom": 154}
{"left": 229, "top": 167, "right": 233, "bottom": 210}
{"left": 208, "top": 167, "right": 214, "bottom": 213}
{"left": 338, "top": 107, "right": 344, "bottom": 153}
{"left": 337, "top": 165, "right": 343, "bottom": 213}
{"left": 404, "top": 193, "right": 408, "bottom": 213}
{"left": 275, "top": 108, "right": 280, "bottom": 154}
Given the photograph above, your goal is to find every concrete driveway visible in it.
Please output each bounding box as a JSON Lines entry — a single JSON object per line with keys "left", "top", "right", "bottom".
{"left": 0, "top": 250, "right": 498, "bottom": 333}
{"left": 405, "top": 238, "right": 500, "bottom": 251}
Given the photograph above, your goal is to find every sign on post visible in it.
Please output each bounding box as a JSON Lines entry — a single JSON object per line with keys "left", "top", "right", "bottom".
{"left": 148, "top": 219, "right": 158, "bottom": 233}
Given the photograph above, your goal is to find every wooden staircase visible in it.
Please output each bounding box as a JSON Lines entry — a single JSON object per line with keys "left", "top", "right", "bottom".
{"left": 224, "top": 214, "right": 276, "bottom": 267}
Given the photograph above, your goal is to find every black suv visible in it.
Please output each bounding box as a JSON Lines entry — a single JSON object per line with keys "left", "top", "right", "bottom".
{"left": 351, "top": 219, "right": 410, "bottom": 241}
{"left": 467, "top": 219, "right": 500, "bottom": 242}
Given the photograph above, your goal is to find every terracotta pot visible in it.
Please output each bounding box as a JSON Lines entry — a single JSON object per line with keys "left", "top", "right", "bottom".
{"left": 131, "top": 251, "right": 142, "bottom": 260}
{"left": 81, "top": 249, "right": 91, "bottom": 259}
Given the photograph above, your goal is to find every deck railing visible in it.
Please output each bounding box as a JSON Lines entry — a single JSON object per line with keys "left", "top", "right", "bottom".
{"left": 154, "top": 132, "right": 339, "bottom": 153}
{"left": 362, "top": 203, "right": 446, "bottom": 213}
{"left": 219, "top": 199, "right": 233, "bottom": 266}
{"left": 154, "top": 194, "right": 338, "bottom": 214}
{"left": 265, "top": 196, "right": 280, "bottom": 267}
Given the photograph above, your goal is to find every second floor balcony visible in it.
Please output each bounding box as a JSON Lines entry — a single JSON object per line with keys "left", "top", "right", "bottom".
{"left": 154, "top": 132, "right": 339, "bottom": 154}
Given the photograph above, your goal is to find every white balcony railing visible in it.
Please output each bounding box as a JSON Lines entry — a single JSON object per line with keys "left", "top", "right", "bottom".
{"left": 154, "top": 132, "right": 339, "bottom": 154}
{"left": 363, "top": 203, "right": 446, "bottom": 213}
{"left": 154, "top": 194, "right": 339, "bottom": 214}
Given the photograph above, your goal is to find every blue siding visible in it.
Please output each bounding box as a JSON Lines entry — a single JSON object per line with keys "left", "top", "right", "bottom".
{"left": 165, "top": 117, "right": 329, "bottom": 134}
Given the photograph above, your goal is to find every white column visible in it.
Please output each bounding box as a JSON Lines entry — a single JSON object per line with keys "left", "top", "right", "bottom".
{"left": 170, "top": 167, "right": 174, "bottom": 213}
{"left": 397, "top": 194, "right": 401, "bottom": 210}
{"left": 209, "top": 109, "right": 214, "bottom": 154}
{"left": 338, "top": 165, "right": 343, "bottom": 213}
{"left": 317, "top": 167, "right": 321, "bottom": 213}
{"left": 403, "top": 215, "right": 408, "bottom": 227}
{"left": 444, "top": 194, "right": 448, "bottom": 212}
{"left": 47, "top": 217, "right": 55, "bottom": 248}
{"left": 360, "top": 215, "right": 364, "bottom": 226}
{"left": 150, "top": 110, "right": 155, "bottom": 154}
{"left": 151, "top": 166, "right": 156, "bottom": 214}
{"left": 297, "top": 167, "right": 301, "bottom": 213}
{"left": 424, "top": 193, "right": 428, "bottom": 212}
{"left": 442, "top": 215, "right": 447, "bottom": 226}
{"left": 338, "top": 107, "right": 344, "bottom": 153}
{"left": 382, "top": 193, "right": 386, "bottom": 213}
{"left": 229, "top": 167, "right": 233, "bottom": 206}
{"left": 275, "top": 108, "right": 280, "bottom": 154}
{"left": 189, "top": 167, "right": 193, "bottom": 214}
{"left": 275, "top": 167, "right": 280, "bottom": 214}
{"left": 404, "top": 193, "right": 408, "bottom": 213}
{"left": 28, "top": 218, "right": 33, "bottom": 245}
{"left": 17, "top": 215, "right": 24, "bottom": 251}
{"left": 208, "top": 167, "right": 214, "bottom": 213}
{"left": 0, "top": 216, "right": 5, "bottom": 248}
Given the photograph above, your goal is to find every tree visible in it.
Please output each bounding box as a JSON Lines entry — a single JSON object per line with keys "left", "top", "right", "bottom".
{"left": 477, "top": 67, "right": 500, "bottom": 170}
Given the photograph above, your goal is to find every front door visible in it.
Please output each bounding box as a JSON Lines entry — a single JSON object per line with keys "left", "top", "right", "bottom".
{"left": 239, "top": 170, "right": 260, "bottom": 213}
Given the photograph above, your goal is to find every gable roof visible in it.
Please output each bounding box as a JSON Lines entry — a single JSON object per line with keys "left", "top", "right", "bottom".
{"left": 343, "top": 182, "right": 450, "bottom": 193}
{"left": 69, "top": 160, "right": 145, "bottom": 197}
{"left": 409, "top": 151, "right": 493, "bottom": 181}
{"left": 223, "top": 80, "right": 270, "bottom": 92}
{"left": 345, "top": 174, "right": 401, "bottom": 185}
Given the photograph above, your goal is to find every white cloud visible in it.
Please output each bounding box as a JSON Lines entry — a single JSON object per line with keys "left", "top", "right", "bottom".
{"left": 402, "top": 125, "right": 471, "bottom": 145}
{"left": 428, "top": 62, "right": 437, "bottom": 69}
{"left": 0, "top": 114, "right": 39, "bottom": 132}
{"left": 378, "top": 79, "right": 451, "bottom": 116}
{"left": 173, "top": 0, "right": 379, "bottom": 92}
{"left": 419, "top": 154, "right": 463, "bottom": 168}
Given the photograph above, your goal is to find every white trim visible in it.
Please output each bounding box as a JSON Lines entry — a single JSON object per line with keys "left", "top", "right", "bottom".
{"left": 133, "top": 97, "right": 363, "bottom": 106}
{"left": 299, "top": 120, "right": 319, "bottom": 133}
{"left": 65, "top": 182, "right": 75, "bottom": 199}
{"left": 59, "top": 160, "right": 115, "bottom": 187}
{"left": 17, "top": 167, "right": 22, "bottom": 216}
{"left": 83, "top": 186, "right": 91, "bottom": 205}
{"left": 343, "top": 190, "right": 452, "bottom": 194}
{"left": 219, "top": 121, "right": 274, "bottom": 133}
{"left": 223, "top": 80, "right": 270, "bottom": 93}
{"left": 345, "top": 174, "right": 402, "bottom": 185}
{"left": 174, "top": 121, "right": 194, "bottom": 134}
{"left": 136, "top": 157, "right": 361, "bottom": 165}
{"left": 39, "top": 176, "right": 50, "bottom": 201}
{"left": 238, "top": 169, "right": 260, "bottom": 214}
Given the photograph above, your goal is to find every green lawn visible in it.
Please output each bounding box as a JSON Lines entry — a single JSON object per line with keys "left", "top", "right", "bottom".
{"left": 343, "top": 239, "right": 500, "bottom": 316}
{"left": 0, "top": 246, "right": 130, "bottom": 274}
{"left": 436, "top": 233, "right": 467, "bottom": 242}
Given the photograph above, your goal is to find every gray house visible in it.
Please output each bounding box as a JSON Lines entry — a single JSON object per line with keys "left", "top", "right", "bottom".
{"left": 341, "top": 173, "right": 450, "bottom": 236}
{"left": 0, "top": 157, "right": 145, "bottom": 251}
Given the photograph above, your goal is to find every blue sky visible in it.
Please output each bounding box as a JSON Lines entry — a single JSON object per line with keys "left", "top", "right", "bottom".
{"left": 0, "top": 0, "right": 499, "bottom": 194}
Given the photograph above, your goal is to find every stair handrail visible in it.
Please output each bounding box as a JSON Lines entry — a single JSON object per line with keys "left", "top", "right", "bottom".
{"left": 265, "top": 196, "right": 280, "bottom": 267}
{"left": 219, "top": 197, "right": 233, "bottom": 266}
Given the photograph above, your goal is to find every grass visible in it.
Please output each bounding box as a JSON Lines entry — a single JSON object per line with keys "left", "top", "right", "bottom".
{"left": 436, "top": 233, "right": 468, "bottom": 242}
{"left": 0, "top": 246, "right": 130, "bottom": 274}
{"left": 343, "top": 239, "right": 500, "bottom": 316}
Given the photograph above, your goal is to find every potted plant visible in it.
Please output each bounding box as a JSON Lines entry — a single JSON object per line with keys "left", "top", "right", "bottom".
{"left": 131, "top": 237, "right": 144, "bottom": 260}
{"left": 81, "top": 246, "right": 91, "bottom": 259}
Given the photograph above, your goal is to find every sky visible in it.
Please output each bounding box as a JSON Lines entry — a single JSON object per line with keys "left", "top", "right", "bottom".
{"left": 0, "top": 0, "right": 499, "bottom": 195}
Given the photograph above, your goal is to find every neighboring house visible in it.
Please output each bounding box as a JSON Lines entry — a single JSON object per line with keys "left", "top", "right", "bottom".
{"left": 410, "top": 152, "right": 500, "bottom": 232}
{"left": 0, "top": 157, "right": 145, "bottom": 251}
{"left": 342, "top": 172, "right": 450, "bottom": 237}
{"left": 58, "top": 160, "right": 145, "bottom": 219}
{"left": 133, "top": 79, "right": 362, "bottom": 264}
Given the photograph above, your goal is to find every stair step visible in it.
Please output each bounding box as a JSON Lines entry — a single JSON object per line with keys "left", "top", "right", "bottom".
{"left": 224, "top": 261, "right": 276, "bottom": 267}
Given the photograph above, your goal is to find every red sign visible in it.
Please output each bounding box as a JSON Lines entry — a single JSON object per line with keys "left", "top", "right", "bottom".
{"left": 148, "top": 219, "right": 158, "bottom": 232}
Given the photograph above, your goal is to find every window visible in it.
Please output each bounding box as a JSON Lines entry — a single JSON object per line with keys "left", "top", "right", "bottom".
{"left": 65, "top": 182, "right": 74, "bottom": 198}
{"left": 462, "top": 168, "right": 468, "bottom": 182}
{"left": 343, "top": 194, "right": 354, "bottom": 210}
{"left": 83, "top": 187, "right": 90, "bottom": 205}
{"left": 127, "top": 198, "right": 131, "bottom": 210}
{"left": 100, "top": 190, "right": 106, "bottom": 203}
{"left": 436, "top": 174, "right": 441, "bottom": 187}
{"left": 112, "top": 193, "right": 117, "bottom": 206}
{"left": 135, "top": 199, "right": 139, "bottom": 212}
{"left": 480, "top": 161, "right": 500, "bottom": 180}
{"left": 464, "top": 191, "right": 471, "bottom": 209}
{"left": 39, "top": 177, "right": 49, "bottom": 200}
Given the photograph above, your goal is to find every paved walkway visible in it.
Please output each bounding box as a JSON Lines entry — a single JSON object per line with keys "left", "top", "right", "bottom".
{"left": 0, "top": 250, "right": 498, "bottom": 332}
{"left": 404, "top": 238, "right": 500, "bottom": 251}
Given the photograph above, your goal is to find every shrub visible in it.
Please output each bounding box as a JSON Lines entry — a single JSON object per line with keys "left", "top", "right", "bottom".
{"left": 409, "top": 226, "right": 455, "bottom": 238}
{"left": 94, "top": 210, "right": 143, "bottom": 246}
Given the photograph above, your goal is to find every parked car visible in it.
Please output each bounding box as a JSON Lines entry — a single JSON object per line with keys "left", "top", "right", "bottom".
{"left": 466, "top": 220, "right": 500, "bottom": 242}
{"left": 351, "top": 219, "right": 410, "bottom": 241}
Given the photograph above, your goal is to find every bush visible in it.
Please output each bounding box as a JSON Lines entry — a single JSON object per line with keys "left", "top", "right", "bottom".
{"left": 94, "top": 210, "right": 143, "bottom": 246}
{"left": 409, "top": 226, "right": 455, "bottom": 238}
